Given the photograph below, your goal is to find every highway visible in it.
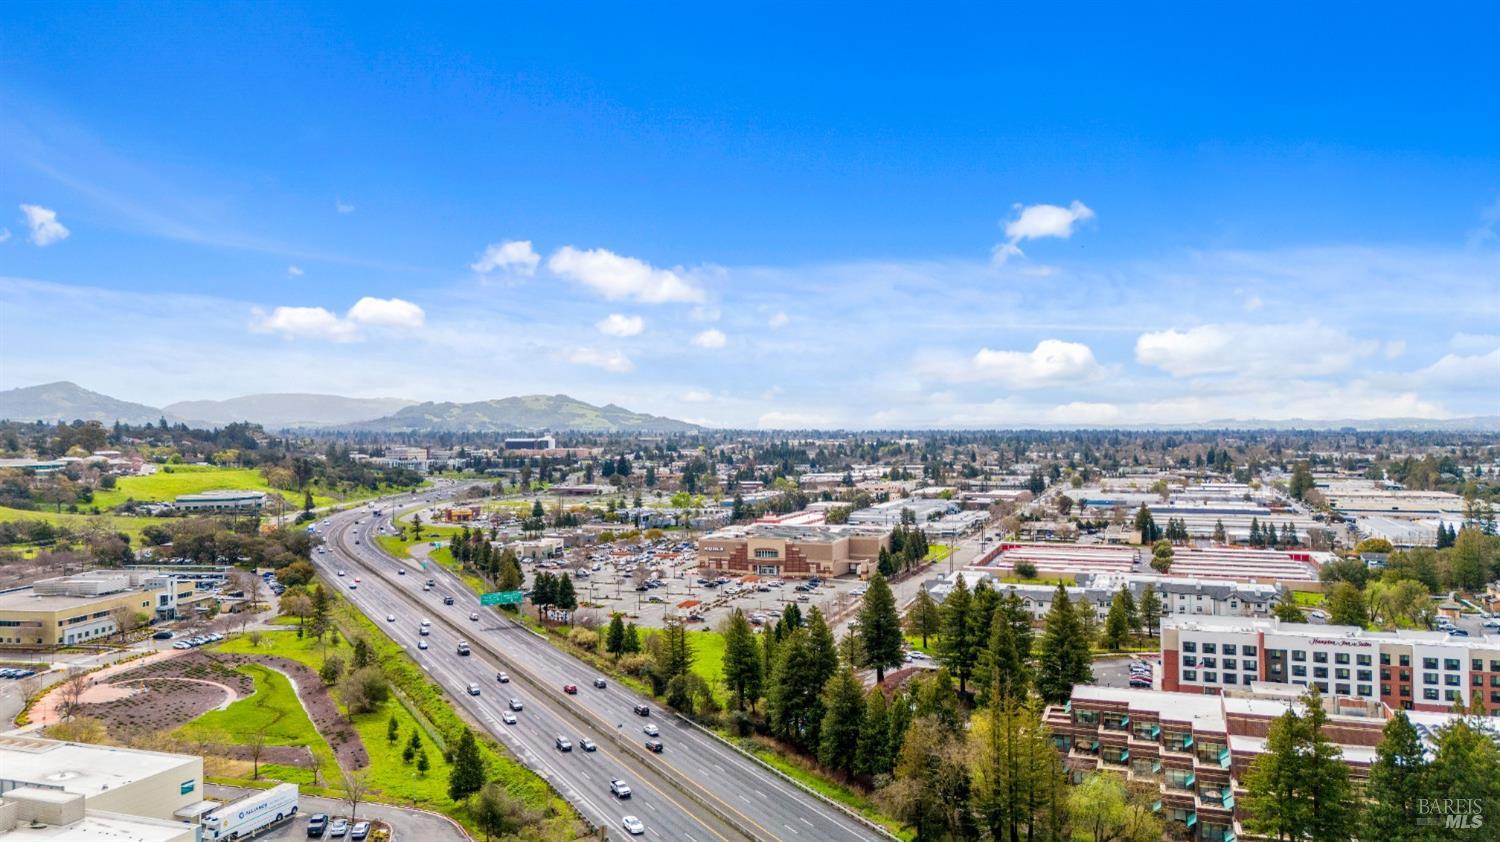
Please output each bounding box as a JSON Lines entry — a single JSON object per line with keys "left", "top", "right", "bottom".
{"left": 313, "top": 483, "right": 886, "bottom": 842}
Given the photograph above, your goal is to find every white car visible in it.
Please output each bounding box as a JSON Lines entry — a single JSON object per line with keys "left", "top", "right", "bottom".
{"left": 417, "top": 640, "right": 428, "bottom": 650}
{"left": 386, "top": 614, "right": 396, "bottom": 623}
{"left": 501, "top": 711, "right": 517, "bottom": 725}
{"left": 337, "top": 570, "right": 346, "bottom": 577}
{"left": 470, "top": 612, "right": 480, "bottom": 621}
{"left": 467, "top": 684, "right": 481, "bottom": 696}
{"left": 398, "top": 568, "right": 405, "bottom": 575}
{"left": 610, "top": 779, "right": 632, "bottom": 798}
{"left": 642, "top": 723, "right": 659, "bottom": 737}
{"left": 419, "top": 626, "right": 430, "bottom": 636}
{"left": 622, "top": 816, "right": 645, "bottom": 835}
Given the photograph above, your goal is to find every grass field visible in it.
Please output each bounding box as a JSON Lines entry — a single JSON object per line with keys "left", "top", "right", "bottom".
{"left": 177, "top": 662, "right": 341, "bottom": 787}
{"left": 1292, "top": 590, "right": 1327, "bottom": 606}
{"left": 90, "top": 465, "right": 420, "bottom": 510}
{"left": 923, "top": 544, "right": 955, "bottom": 562}
{"left": 0, "top": 505, "right": 176, "bottom": 556}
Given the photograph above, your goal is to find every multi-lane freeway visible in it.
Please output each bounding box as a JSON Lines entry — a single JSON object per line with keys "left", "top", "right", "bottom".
{"left": 312, "top": 483, "right": 885, "bottom": 842}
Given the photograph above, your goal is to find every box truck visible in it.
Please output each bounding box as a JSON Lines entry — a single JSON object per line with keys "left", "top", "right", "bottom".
{"left": 201, "top": 783, "right": 298, "bottom": 840}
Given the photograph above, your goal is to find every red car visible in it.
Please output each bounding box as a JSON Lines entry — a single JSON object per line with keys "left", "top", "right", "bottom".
{"left": 563, "top": 684, "right": 578, "bottom": 695}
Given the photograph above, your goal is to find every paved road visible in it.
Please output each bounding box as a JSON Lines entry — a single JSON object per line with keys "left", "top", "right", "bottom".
{"left": 317, "top": 484, "right": 884, "bottom": 842}
{"left": 207, "top": 784, "right": 466, "bottom": 842}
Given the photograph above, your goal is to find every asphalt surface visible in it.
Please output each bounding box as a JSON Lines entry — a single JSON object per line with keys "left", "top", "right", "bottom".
{"left": 207, "top": 784, "right": 465, "bottom": 842}
{"left": 314, "top": 483, "right": 883, "bottom": 842}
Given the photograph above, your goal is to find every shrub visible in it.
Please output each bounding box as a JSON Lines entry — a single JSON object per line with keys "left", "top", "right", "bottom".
{"left": 339, "top": 666, "right": 389, "bottom": 714}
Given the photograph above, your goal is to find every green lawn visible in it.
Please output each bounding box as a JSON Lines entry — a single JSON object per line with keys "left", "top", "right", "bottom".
{"left": 177, "top": 662, "right": 341, "bottom": 787}
{"left": 1292, "top": 590, "right": 1327, "bottom": 606}
{"left": 923, "top": 544, "right": 955, "bottom": 562}
{"left": 0, "top": 505, "right": 175, "bottom": 545}
{"left": 90, "top": 465, "right": 419, "bottom": 510}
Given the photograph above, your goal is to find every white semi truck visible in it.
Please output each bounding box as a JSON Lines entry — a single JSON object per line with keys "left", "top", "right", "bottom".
{"left": 200, "top": 783, "right": 299, "bottom": 840}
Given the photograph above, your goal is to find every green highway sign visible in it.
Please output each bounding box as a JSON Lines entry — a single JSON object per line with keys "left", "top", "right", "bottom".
{"left": 480, "top": 590, "right": 524, "bottom": 606}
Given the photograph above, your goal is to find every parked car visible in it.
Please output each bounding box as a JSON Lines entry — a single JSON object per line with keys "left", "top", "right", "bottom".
{"left": 350, "top": 821, "right": 370, "bottom": 841}
{"left": 328, "top": 818, "right": 349, "bottom": 838}
{"left": 306, "top": 813, "right": 328, "bottom": 837}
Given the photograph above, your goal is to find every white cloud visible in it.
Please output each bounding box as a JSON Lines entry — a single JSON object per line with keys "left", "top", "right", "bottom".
{"left": 1048, "top": 402, "right": 1122, "bottom": 425}
{"left": 931, "top": 339, "right": 1105, "bottom": 387}
{"left": 548, "top": 246, "right": 705, "bottom": 303}
{"left": 596, "top": 313, "right": 645, "bottom": 337}
{"left": 691, "top": 329, "right": 727, "bottom": 349}
{"left": 335, "top": 199, "right": 356, "bottom": 214}
{"left": 682, "top": 389, "right": 714, "bottom": 403}
{"left": 287, "top": 265, "right": 304, "bottom": 277}
{"left": 768, "top": 311, "right": 790, "bottom": 329}
{"left": 0, "top": 227, "right": 10, "bottom": 243}
{"left": 19, "top": 204, "right": 70, "bottom": 246}
{"left": 1415, "top": 346, "right": 1500, "bottom": 389}
{"left": 993, "top": 200, "right": 1094, "bottom": 263}
{"left": 251, "top": 305, "right": 357, "bottom": 341}
{"left": 757, "top": 410, "right": 835, "bottom": 429}
{"left": 1135, "top": 321, "right": 1378, "bottom": 378}
{"left": 568, "top": 347, "right": 634, "bottom": 373}
{"left": 1383, "top": 339, "right": 1406, "bottom": 359}
{"left": 250, "top": 296, "right": 424, "bottom": 340}
{"left": 347, "top": 296, "right": 426, "bottom": 329}
{"left": 471, "top": 240, "right": 541, "bottom": 275}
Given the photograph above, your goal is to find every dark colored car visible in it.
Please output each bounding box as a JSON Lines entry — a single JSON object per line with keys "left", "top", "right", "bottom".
{"left": 443, "top": 596, "right": 456, "bottom": 605}
{"left": 563, "top": 684, "right": 577, "bottom": 694}
{"left": 634, "top": 703, "right": 650, "bottom": 716}
{"left": 593, "top": 678, "right": 607, "bottom": 689}
{"left": 307, "top": 814, "right": 328, "bottom": 837}
{"left": 644, "top": 738, "right": 663, "bottom": 753}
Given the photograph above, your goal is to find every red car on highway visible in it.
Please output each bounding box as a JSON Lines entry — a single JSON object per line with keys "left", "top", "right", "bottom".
{"left": 563, "top": 684, "right": 578, "bottom": 694}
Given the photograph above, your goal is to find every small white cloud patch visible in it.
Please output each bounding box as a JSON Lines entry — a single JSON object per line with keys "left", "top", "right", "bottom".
{"left": 471, "top": 240, "right": 541, "bottom": 275}
{"left": 548, "top": 246, "right": 706, "bottom": 303}
{"left": 568, "top": 347, "right": 634, "bottom": 373}
{"left": 596, "top": 313, "right": 645, "bottom": 337}
{"left": 691, "top": 329, "right": 727, "bottom": 349}
{"left": 993, "top": 200, "right": 1094, "bottom": 263}
{"left": 19, "top": 204, "right": 70, "bottom": 246}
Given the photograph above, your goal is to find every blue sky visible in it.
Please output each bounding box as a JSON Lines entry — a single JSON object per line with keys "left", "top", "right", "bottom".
{"left": 2, "top": 3, "right": 1498, "bottom": 427}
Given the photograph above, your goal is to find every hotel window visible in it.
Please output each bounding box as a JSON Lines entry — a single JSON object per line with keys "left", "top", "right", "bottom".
{"left": 1382, "top": 684, "right": 1392, "bottom": 696}
{"left": 1184, "top": 670, "right": 1197, "bottom": 682}
{"left": 1400, "top": 686, "right": 1411, "bottom": 697}
{"left": 1204, "top": 672, "right": 1218, "bottom": 683}
{"left": 1223, "top": 644, "right": 1237, "bottom": 656}
{"left": 1315, "top": 681, "right": 1329, "bottom": 693}
{"left": 1314, "top": 651, "right": 1328, "bottom": 663}
{"left": 1491, "top": 675, "right": 1500, "bottom": 687}
{"left": 1203, "top": 657, "right": 1217, "bottom": 669}
{"left": 1381, "top": 653, "right": 1391, "bottom": 665}
{"left": 1490, "top": 661, "right": 1500, "bottom": 672}
{"left": 1183, "top": 656, "right": 1197, "bottom": 667}
{"left": 1474, "top": 675, "right": 1484, "bottom": 687}
{"left": 1292, "top": 665, "right": 1307, "bottom": 677}
{"left": 1446, "top": 659, "right": 1461, "bottom": 671}
{"left": 1358, "top": 654, "right": 1372, "bottom": 666}
{"left": 1224, "top": 673, "right": 1238, "bottom": 685}
{"left": 1424, "top": 688, "right": 1440, "bottom": 700}
{"left": 1446, "top": 690, "right": 1460, "bottom": 702}
{"left": 1425, "top": 673, "right": 1439, "bottom": 685}
{"left": 1492, "top": 692, "right": 1500, "bottom": 704}
{"left": 1243, "top": 645, "right": 1258, "bottom": 657}
{"left": 1244, "top": 660, "right": 1258, "bottom": 671}
{"left": 1203, "top": 643, "right": 1217, "bottom": 654}
{"left": 1424, "top": 657, "right": 1439, "bottom": 669}
{"left": 1336, "top": 683, "right": 1351, "bottom": 696}
{"left": 1183, "top": 641, "right": 1197, "bottom": 653}
{"left": 1335, "top": 668, "right": 1350, "bottom": 680}
{"left": 1474, "top": 659, "right": 1484, "bottom": 671}
{"left": 1401, "top": 654, "right": 1412, "bottom": 667}
{"left": 1446, "top": 675, "right": 1462, "bottom": 687}
{"left": 1358, "top": 669, "right": 1373, "bottom": 682}
{"left": 1336, "top": 652, "right": 1350, "bottom": 665}
{"left": 1314, "top": 667, "right": 1328, "bottom": 679}
{"left": 1292, "top": 650, "right": 1307, "bottom": 662}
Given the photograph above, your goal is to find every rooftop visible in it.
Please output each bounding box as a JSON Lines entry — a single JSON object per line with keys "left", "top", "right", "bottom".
{"left": 0, "top": 809, "right": 192, "bottom": 842}
{"left": 0, "top": 737, "right": 197, "bottom": 798}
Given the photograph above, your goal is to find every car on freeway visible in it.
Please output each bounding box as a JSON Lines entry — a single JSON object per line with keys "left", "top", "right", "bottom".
{"left": 348, "top": 583, "right": 358, "bottom": 590}
{"left": 555, "top": 736, "right": 573, "bottom": 752}
{"left": 419, "top": 626, "right": 430, "bottom": 636}
{"left": 509, "top": 698, "right": 523, "bottom": 711}
{"left": 306, "top": 813, "right": 328, "bottom": 837}
{"left": 350, "top": 821, "right": 370, "bottom": 841}
{"left": 467, "top": 684, "right": 481, "bottom": 696}
{"left": 497, "top": 672, "right": 510, "bottom": 683}
{"left": 501, "top": 711, "right": 517, "bottom": 725}
{"left": 644, "top": 738, "right": 663, "bottom": 753}
{"left": 633, "top": 703, "right": 650, "bottom": 716}
{"left": 593, "top": 678, "right": 607, "bottom": 689}
{"left": 328, "top": 818, "right": 349, "bottom": 838}
{"left": 457, "top": 641, "right": 470, "bottom": 656}
{"left": 417, "top": 640, "right": 428, "bottom": 650}
{"left": 622, "top": 816, "right": 645, "bottom": 835}
{"left": 386, "top": 614, "right": 396, "bottom": 623}
{"left": 610, "top": 779, "right": 632, "bottom": 798}
{"left": 443, "top": 596, "right": 455, "bottom": 605}
{"left": 580, "top": 738, "right": 596, "bottom": 752}
{"left": 354, "top": 578, "right": 361, "bottom": 584}
{"left": 397, "top": 568, "right": 405, "bottom": 575}
{"left": 337, "top": 570, "right": 345, "bottom": 576}
{"left": 563, "top": 684, "right": 577, "bottom": 694}
{"left": 643, "top": 723, "right": 659, "bottom": 737}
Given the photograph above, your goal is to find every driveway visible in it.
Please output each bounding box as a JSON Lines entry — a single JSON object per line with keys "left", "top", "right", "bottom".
{"left": 207, "top": 784, "right": 469, "bottom": 842}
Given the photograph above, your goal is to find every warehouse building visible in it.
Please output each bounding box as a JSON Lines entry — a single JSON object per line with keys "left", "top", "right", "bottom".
{"left": 0, "top": 572, "right": 195, "bottom": 647}
{"left": 697, "top": 523, "right": 891, "bottom": 579}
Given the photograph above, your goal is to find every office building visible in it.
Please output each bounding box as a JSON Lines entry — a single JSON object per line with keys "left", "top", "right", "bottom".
{"left": 0, "top": 572, "right": 196, "bottom": 647}
{"left": 170, "top": 490, "right": 267, "bottom": 513}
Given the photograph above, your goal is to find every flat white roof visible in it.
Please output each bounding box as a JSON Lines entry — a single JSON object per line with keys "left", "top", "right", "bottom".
{"left": 0, "top": 738, "right": 196, "bottom": 797}
{"left": 0, "top": 810, "right": 191, "bottom": 842}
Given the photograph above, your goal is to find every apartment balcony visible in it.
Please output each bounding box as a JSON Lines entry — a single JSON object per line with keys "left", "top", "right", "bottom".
{"left": 1162, "top": 732, "right": 1194, "bottom": 753}
{"left": 1200, "top": 823, "right": 1236, "bottom": 842}
{"left": 1164, "top": 771, "right": 1196, "bottom": 792}
{"left": 1102, "top": 714, "right": 1131, "bottom": 730}
{"left": 1101, "top": 747, "right": 1130, "bottom": 766}
{"left": 1131, "top": 723, "right": 1161, "bottom": 741}
{"left": 1130, "top": 758, "right": 1162, "bottom": 781}
{"left": 1071, "top": 738, "right": 1101, "bottom": 756}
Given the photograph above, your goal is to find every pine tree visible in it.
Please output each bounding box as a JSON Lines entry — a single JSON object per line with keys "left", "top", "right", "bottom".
{"left": 937, "top": 575, "right": 977, "bottom": 694}
{"left": 1138, "top": 584, "right": 1162, "bottom": 638}
{"left": 387, "top": 714, "right": 400, "bottom": 744}
{"left": 768, "top": 629, "right": 827, "bottom": 753}
{"left": 605, "top": 614, "right": 626, "bottom": 656}
{"left": 817, "top": 668, "right": 865, "bottom": 775}
{"left": 556, "top": 574, "right": 577, "bottom": 610}
{"left": 623, "top": 622, "right": 641, "bottom": 653}
{"left": 977, "top": 592, "right": 1030, "bottom": 703}
{"left": 1213, "top": 519, "right": 1228, "bottom": 543}
{"left": 415, "top": 749, "right": 429, "bottom": 775}
{"left": 1102, "top": 588, "right": 1133, "bottom": 651}
{"left": 1242, "top": 689, "right": 1355, "bottom": 841}
{"left": 854, "top": 687, "right": 891, "bottom": 777}
{"left": 721, "top": 609, "right": 763, "bottom": 711}
{"left": 447, "top": 729, "right": 485, "bottom": 801}
{"left": 1036, "top": 583, "right": 1093, "bottom": 703}
{"left": 905, "top": 588, "right": 941, "bottom": 649}
{"left": 858, "top": 572, "right": 903, "bottom": 682}
{"left": 1362, "top": 711, "right": 1430, "bottom": 842}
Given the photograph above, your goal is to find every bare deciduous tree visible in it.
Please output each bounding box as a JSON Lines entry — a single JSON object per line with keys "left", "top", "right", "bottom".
{"left": 57, "top": 668, "right": 90, "bottom": 722}
{"left": 340, "top": 767, "right": 371, "bottom": 824}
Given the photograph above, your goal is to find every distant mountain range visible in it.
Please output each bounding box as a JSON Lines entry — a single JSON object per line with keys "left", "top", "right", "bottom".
{"left": 0, "top": 382, "right": 700, "bottom": 433}
{"left": 163, "top": 394, "right": 418, "bottom": 429}
{"left": 341, "top": 394, "right": 701, "bottom": 433}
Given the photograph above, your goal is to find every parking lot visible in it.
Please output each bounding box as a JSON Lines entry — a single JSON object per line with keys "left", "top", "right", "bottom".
{"left": 529, "top": 540, "right": 871, "bottom": 631}
{"left": 1093, "top": 654, "right": 1159, "bottom": 690}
